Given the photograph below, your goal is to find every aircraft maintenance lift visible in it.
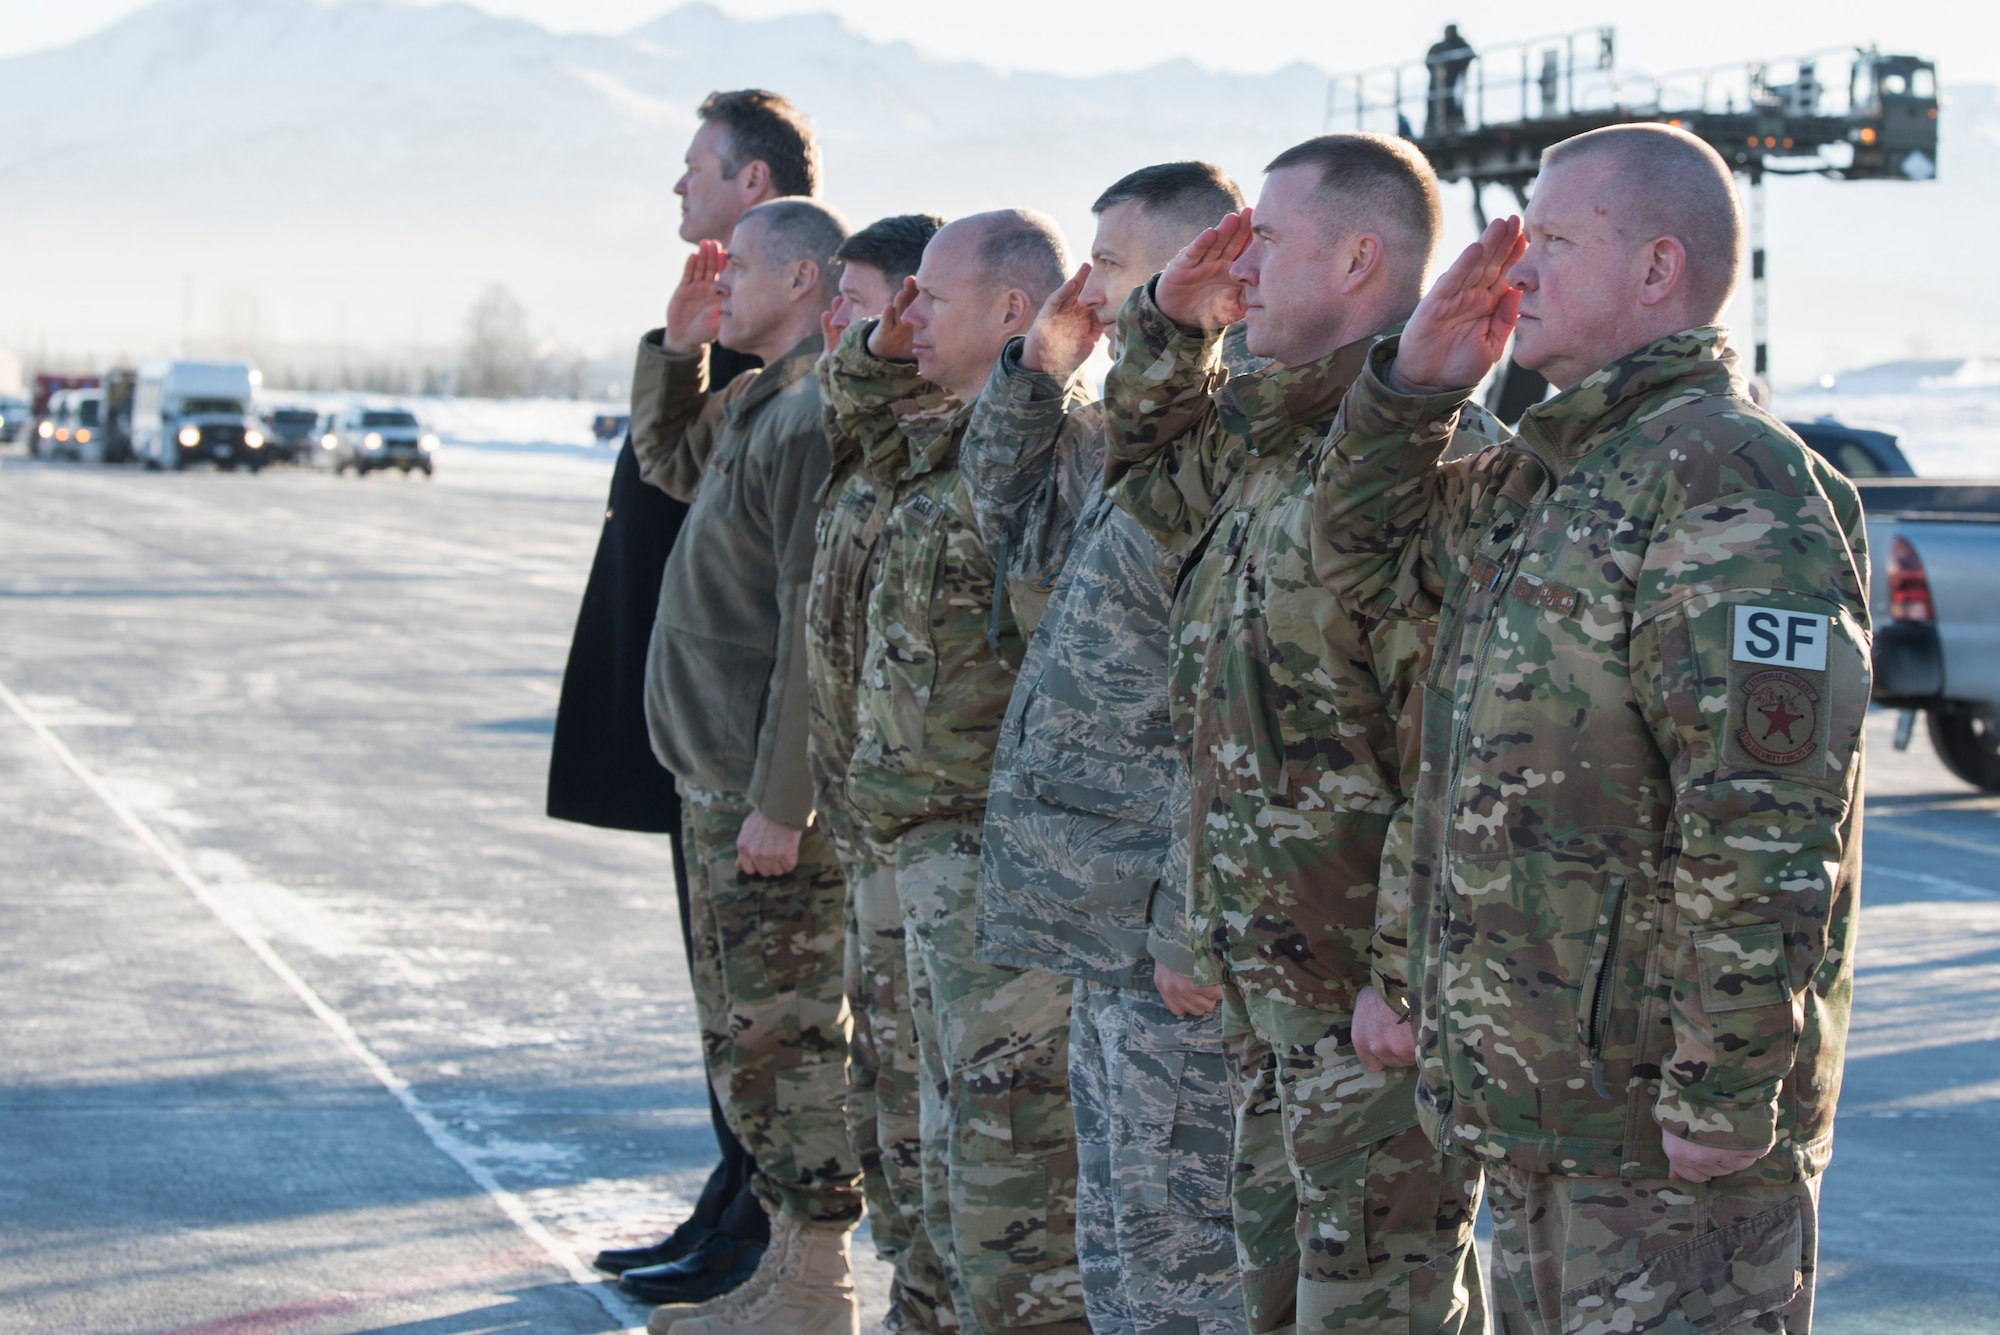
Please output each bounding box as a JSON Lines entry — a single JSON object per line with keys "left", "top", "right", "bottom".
{"left": 1325, "top": 28, "right": 1940, "bottom": 416}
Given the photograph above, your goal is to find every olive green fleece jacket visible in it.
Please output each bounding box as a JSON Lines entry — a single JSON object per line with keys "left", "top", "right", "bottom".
{"left": 631, "top": 330, "right": 830, "bottom": 828}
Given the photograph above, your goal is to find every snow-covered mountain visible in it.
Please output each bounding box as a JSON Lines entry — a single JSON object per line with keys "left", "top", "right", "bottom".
{"left": 3, "top": 0, "right": 1999, "bottom": 388}
{"left": 0, "top": 0, "right": 1329, "bottom": 362}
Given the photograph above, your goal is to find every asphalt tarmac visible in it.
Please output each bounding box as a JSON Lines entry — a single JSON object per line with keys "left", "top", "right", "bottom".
{"left": 1, "top": 447, "right": 1995, "bottom": 1334}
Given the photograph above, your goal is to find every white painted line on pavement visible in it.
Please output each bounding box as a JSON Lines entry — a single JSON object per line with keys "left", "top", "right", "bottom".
{"left": 1868, "top": 864, "right": 2000, "bottom": 900}
{"left": 0, "top": 678, "right": 646, "bottom": 1334}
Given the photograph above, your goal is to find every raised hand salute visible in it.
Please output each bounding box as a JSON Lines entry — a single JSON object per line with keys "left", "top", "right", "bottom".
{"left": 1153, "top": 206, "right": 1252, "bottom": 332}
{"left": 1020, "top": 263, "right": 1107, "bottom": 379}
{"left": 866, "top": 277, "right": 920, "bottom": 361}
{"left": 1387, "top": 213, "right": 1526, "bottom": 394}
{"left": 663, "top": 238, "right": 728, "bottom": 353}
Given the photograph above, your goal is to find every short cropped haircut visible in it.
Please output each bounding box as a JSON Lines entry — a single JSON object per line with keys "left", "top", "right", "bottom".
{"left": 969, "top": 209, "right": 1069, "bottom": 307}
{"left": 1264, "top": 132, "right": 1443, "bottom": 272}
{"left": 1541, "top": 123, "right": 1745, "bottom": 318}
{"left": 698, "top": 89, "right": 820, "bottom": 199}
{"left": 739, "top": 198, "right": 850, "bottom": 300}
{"left": 1092, "top": 161, "right": 1245, "bottom": 241}
{"left": 836, "top": 214, "right": 946, "bottom": 287}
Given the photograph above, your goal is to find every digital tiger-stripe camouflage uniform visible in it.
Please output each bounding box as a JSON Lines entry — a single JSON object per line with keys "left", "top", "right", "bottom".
{"left": 630, "top": 333, "right": 863, "bottom": 1244}
{"left": 960, "top": 327, "right": 1267, "bottom": 1335}
{"left": 1103, "top": 279, "right": 1497, "bottom": 1334}
{"left": 1314, "top": 326, "right": 1869, "bottom": 1334}
{"left": 807, "top": 354, "right": 958, "bottom": 1335}
{"left": 825, "top": 318, "right": 1089, "bottom": 1335}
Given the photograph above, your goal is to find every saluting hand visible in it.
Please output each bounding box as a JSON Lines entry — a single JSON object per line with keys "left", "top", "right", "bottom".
{"left": 867, "top": 277, "right": 920, "bottom": 362}
{"left": 665, "top": 240, "right": 727, "bottom": 354}
{"left": 1021, "top": 264, "right": 1106, "bottom": 380}
{"left": 1390, "top": 215, "right": 1527, "bottom": 395}
{"left": 1155, "top": 207, "right": 1252, "bottom": 332}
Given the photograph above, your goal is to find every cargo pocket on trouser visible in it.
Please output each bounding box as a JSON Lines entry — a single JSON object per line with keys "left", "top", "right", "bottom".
{"left": 1560, "top": 1196, "right": 1805, "bottom": 1334}
{"left": 948, "top": 1059, "right": 1087, "bottom": 1329}
{"left": 1161, "top": 1048, "right": 1235, "bottom": 1219}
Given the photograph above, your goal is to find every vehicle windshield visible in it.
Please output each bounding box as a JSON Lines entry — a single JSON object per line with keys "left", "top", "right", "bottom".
{"left": 361, "top": 411, "right": 419, "bottom": 428}
{"left": 181, "top": 398, "right": 245, "bottom": 416}
{"left": 78, "top": 400, "right": 101, "bottom": 427}
{"left": 270, "top": 409, "right": 318, "bottom": 425}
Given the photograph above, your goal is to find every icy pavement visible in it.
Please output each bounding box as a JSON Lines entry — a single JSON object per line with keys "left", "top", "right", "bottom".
{"left": 0, "top": 449, "right": 1994, "bottom": 1332}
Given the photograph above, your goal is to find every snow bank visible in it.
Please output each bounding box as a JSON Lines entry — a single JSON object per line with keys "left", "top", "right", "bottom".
{"left": 1775, "top": 381, "right": 2000, "bottom": 478}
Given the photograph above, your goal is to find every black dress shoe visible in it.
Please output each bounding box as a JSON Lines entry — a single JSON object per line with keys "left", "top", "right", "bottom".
{"left": 618, "top": 1232, "right": 765, "bottom": 1305}
{"left": 594, "top": 1218, "right": 712, "bottom": 1276}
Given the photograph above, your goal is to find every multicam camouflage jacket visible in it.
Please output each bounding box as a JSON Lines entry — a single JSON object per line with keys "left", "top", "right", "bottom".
{"left": 804, "top": 352, "right": 945, "bottom": 861}
{"left": 825, "top": 319, "right": 1026, "bottom": 842}
{"left": 1315, "top": 326, "right": 1869, "bottom": 1181}
{"left": 1104, "top": 281, "right": 1502, "bottom": 1018}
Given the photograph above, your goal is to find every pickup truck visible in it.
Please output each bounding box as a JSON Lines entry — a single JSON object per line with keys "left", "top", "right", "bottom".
{"left": 1859, "top": 478, "right": 2000, "bottom": 790}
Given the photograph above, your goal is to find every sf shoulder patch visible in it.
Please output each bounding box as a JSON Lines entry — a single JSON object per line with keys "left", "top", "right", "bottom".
{"left": 1721, "top": 604, "right": 1836, "bottom": 775}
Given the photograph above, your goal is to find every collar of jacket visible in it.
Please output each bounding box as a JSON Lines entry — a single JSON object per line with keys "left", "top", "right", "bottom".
{"left": 879, "top": 393, "right": 973, "bottom": 483}
{"left": 721, "top": 335, "right": 820, "bottom": 427}
{"left": 1514, "top": 324, "right": 1739, "bottom": 465}
{"left": 1211, "top": 324, "right": 1392, "bottom": 457}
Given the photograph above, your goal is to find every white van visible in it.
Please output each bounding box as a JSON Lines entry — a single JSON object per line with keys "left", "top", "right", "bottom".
{"left": 132, "top": 360, "right": 266, "bottom": 471}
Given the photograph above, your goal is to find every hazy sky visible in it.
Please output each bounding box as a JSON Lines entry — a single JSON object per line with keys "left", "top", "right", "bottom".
{"left": 4, "top": 0, "right": 1997, "bottom": 83}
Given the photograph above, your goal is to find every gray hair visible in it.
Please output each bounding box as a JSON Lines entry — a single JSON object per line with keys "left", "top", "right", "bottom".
{"left": 739, "top": 197, "right": 850, "bottom": 301}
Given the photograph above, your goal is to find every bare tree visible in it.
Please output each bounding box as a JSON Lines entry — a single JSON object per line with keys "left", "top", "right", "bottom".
{"left": 458, "top": 284, "right": 533, "bottom": 398}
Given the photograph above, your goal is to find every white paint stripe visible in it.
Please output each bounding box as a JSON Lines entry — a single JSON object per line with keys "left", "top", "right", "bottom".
{"left": 0, "top": 678, "right": 644, "bottom": 1334}
{"left": 1867, "top": 863, "right": 2000, "bottom": 900}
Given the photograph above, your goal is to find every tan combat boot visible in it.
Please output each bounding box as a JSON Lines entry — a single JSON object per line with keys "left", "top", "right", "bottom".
{"left": 673, "top": 1213, "right": 857, "bottom": 1335}
{"left": 645, "top": 1225, "right": 792, "bottom": 1335}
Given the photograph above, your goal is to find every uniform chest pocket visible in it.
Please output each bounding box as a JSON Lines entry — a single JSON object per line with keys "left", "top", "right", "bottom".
{"left": 858, "top": 493, "right": 949, "bottom": 776}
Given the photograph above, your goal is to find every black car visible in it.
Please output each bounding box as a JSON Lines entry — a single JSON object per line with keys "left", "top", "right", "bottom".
{"left": 1785, "top": 417, "right": 1916, "bottom": 478}
{"left": 261, "top": 407, "right": 322, "bottom": 464}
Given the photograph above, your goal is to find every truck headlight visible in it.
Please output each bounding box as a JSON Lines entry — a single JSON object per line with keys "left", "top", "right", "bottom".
{"left": 320, "top": 434, "right": 338, "bottom": 451}
{"left": 245, "top": 430, "right": 264, "bottom": 449}
{"left": 178, "top": 425, "right": 201, "bottom": 447}
{"left": 77, "top": 429, "right": 92, "bottom": 444}
{"left": 419, "top": 433, "right": 439, "bottom": 452}
{"left": 37, "top": 421, "right": 52, "bottom": 439}
{"left": 55, "top": 427, "right": 70, "bottom": 441}
{"left": 364, "top": 432, "right": 383, "bottom": 450}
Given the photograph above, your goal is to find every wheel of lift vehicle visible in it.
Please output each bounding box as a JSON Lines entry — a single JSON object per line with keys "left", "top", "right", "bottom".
{"left": 397, "top": 462, "right": 411, "bottom": 475}
{"left": 1927, "top": 709, "right": 2000, "bottom": 792}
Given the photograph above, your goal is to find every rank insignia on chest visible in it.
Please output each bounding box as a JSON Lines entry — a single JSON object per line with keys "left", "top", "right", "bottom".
{"left": 1468, "top": 555, "right": 1506, "bottom": 591}
{"left": 1736, "top": 669, "right": 1821, "bottom": 767}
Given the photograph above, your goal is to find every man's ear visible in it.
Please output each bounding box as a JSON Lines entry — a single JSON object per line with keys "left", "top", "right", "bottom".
{"left": 1340, "top": 233, "right": 1384, "bottom": 293}
{"left": 1003, "top": 288, "right": 1033, "bottom": 330}
{"left": 1637, "top": 236, "right": 1686, "bottom": 308}
{"left": 738, "top": 159, "right": 771, "bottom": 201}
{"left": 791, "top": 259, "right": 820, "bottom": 298}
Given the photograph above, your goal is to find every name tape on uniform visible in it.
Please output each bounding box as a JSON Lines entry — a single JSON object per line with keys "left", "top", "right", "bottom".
{"left": 1732, "top": 605, "right": 1829, "bottom": 671}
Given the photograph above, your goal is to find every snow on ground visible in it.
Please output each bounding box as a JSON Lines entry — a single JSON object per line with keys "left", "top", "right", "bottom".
{"left": 1776, "top": 359, "right": 2000, "bottom": 478}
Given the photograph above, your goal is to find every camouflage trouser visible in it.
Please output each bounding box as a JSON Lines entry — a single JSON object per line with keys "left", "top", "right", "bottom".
{"left": 834, "top": 834, "right": 958, "bottom": 1334}
{"left": 1223, "top": 983, "right": 1485, "bottom": 1334}
{"left": 1069, "top": 978, "right": 1246, "bottom": 1335}
{"left": 896, "top": 814, "right": 1089, "bottom": 1335}
{"left": 679, "top": 785, "right": 863, "bottom": 1225}
{"left": 1486, "top": 1163, "right": 1820, "bottom": 1335}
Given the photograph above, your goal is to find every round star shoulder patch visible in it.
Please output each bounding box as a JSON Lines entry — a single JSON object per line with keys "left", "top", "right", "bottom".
{"left": 1737, "top": 669, "right": 1821, "bottom": 767}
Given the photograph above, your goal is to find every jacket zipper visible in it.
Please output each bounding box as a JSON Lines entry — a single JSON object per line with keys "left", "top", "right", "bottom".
{"left": 1429, "top": 442, "right": 1552, "bottom": 1150}
{"left": 1584, "top": 876, "right": 1627, "bottom": 1099}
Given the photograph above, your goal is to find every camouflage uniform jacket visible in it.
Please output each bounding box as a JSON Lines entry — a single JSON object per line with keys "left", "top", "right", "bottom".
{"left": 964, "top": 331, "right": 1269, "bottom": 986}
{"left": 1315, "top": 327, "right": 1869, "bottom": 1181}
{"left": 1103, "top": 282, "right": 1496, "bottom": 1023}
{"left": 803, "top": 352, "right": 944, "bottom": 858}
{"left": 631, "top": 332, "right": 828, "bottom": 828}
{"left": 960, "top": 337, "right": 1187, "bottom": 986}
{"left": 826, "top": 319, "right": 1026, "bottom": 842}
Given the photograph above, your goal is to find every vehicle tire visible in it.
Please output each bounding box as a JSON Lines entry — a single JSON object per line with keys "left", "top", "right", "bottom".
{"left": 143, "top": 457, "right": 161, "bottom": 472}
{"left": 1927, "top": 709, "right": 2000, "bottom": 792}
